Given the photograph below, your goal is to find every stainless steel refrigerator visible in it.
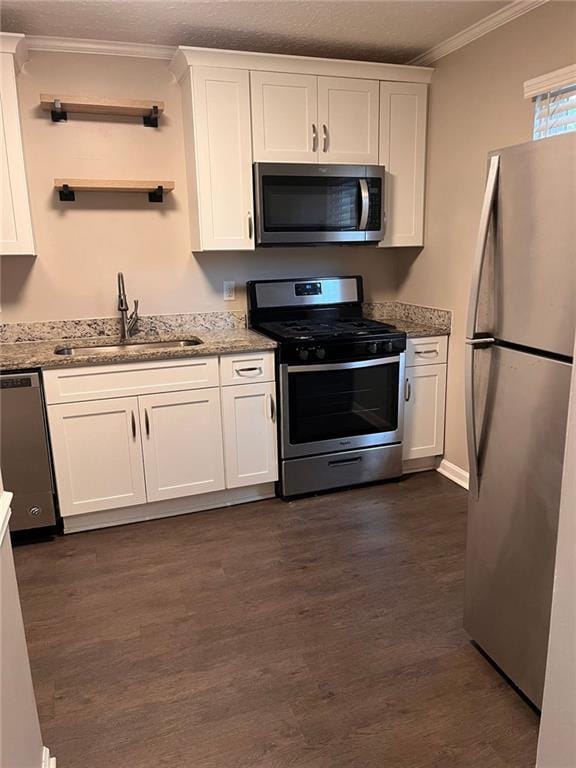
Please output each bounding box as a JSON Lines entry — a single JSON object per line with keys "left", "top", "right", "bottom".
{"left": 464, "top": 133, "right": 576, "bottom": 709}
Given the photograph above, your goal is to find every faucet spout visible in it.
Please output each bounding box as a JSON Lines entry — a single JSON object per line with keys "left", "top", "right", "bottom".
{"left": 116, "top": 272, "right": 139, "bottom": 342}
{"left": 117, "top": 272, "right": 128, "bottom": 312}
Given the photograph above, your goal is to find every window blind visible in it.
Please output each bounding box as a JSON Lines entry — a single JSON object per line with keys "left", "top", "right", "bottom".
{"left": 533, "top": 84, "right": 576, "bottom": 140}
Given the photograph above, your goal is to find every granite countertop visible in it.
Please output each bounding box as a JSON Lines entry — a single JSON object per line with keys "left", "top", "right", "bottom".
{"left": 0, "top": 328, "right": 277, "bottom": 372}
{"left": 387, "top": 318, "right": 450, "bottom": 338}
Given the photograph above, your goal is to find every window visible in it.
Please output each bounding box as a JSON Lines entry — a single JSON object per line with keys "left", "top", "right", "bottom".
{"left": 533, "top": 85, "right": 576, "bottom": 140}
{"left": 524, "top": 65, "right": 576, "bottom": 141}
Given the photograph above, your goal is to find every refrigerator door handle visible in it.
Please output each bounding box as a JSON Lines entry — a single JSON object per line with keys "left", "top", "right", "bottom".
{"left": 466, "top": 154, "right": 500, "bottom": 339}
{"left": 465, "top": 337, "right": 495, "bottom": 498}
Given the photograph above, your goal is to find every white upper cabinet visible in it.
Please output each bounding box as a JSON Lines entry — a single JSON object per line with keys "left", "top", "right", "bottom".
{"left": 183, "top": 66, "right": 254, "bottom": 251}
{"left": 139, "top": 388, "right": 225, "bottom": 502}
{"left": 172, "top": 47, "right": 431, "bottom": 250}
{"left": 251, "top": 72, "right": 318, "bottom": 163}
{"left": 379, "top": 82, "right": 428, "bottom": 247}
{"left": 0, "top": 34, "right": 35, "bottom": 256}
{"left": 317, "top": 77, "right": 379, "bottom": 164}
{"left": 251, "top": 73, "right": 379, "bottom": 165}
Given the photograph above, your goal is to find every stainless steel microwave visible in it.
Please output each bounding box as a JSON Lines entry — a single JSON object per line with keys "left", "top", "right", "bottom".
{"left": 253, "top": 163, "right": 385, "bottom": 246}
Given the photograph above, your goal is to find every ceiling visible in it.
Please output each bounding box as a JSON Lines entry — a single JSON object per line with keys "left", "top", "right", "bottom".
{"left": 0, "top": 0, "right": 511, "bottom": 64}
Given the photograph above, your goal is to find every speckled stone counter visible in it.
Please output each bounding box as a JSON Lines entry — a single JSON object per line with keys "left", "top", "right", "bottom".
{"left": 0, "top": 328, "right": 276, "bottom": 372}
{"left": 364, "top": 301, "right": 451, "bottom": 338}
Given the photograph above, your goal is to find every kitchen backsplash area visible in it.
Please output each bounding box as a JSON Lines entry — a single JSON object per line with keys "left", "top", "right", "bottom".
{"left": 0, "top": 302, "right": 451, "bottom": 344}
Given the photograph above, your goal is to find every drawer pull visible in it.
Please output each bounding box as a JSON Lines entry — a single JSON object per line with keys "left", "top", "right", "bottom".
{"left": 236, "top": 366, "right": 262, "bottom": 378}
{"left": 415, "top": 349, "right": 439, "bottom": 356}
{"left": 328, "top": 456, "right": 362, "bottom": 467}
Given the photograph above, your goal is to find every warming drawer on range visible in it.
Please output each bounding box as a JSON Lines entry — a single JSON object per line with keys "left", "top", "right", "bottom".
{"left": 281, "top": 444, "right": 403, "bottom": 497}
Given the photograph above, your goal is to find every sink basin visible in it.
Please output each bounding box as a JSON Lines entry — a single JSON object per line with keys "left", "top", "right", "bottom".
{"left": 54, "top": 339, "right": 202, "bottom": 356}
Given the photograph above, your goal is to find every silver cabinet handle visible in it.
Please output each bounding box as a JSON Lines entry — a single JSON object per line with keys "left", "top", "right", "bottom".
{"left": 467, "top": 154, "right": 500, "bottom": 338}
{"left": 465, "top": 337, "right": 495, "bottom": 499}
{"left": 404, "top": 378, "right": 412, "bottom": 402}
{"left": 268, "top": 394, "right": 275, "bottom": 421}
{"left": 312, "top": 123, "right": 318, "bottom": 153}
{"left": 131, "top": 411, "right": 136, "bottom": 440}
{"left": 322, "top": 123, "right": 328, "bottom": 153}
{"left": 144, "top": 408, "right": 150, "bottom": 438}
{"left": 247, "top": 212, "right": 253, "bottom": 240}
{"left": 358, "top": 178, "right": 369, "bottom": 230}
{"left": 237, "top": 366, "right": 262, "bottom": 378}
{"left": 415, "top": 349, "right": 439, "bottom": 356}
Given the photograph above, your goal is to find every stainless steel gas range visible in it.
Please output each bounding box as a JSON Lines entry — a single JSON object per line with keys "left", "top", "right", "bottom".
{"left": 247, "top": 276, "right": 406, "bottom": 497}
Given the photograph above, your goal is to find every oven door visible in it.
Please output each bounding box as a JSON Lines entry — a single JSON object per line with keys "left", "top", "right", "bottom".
{"left": 254, "top": 163, "right": 385, "bottom": 245}
{"left": 280, "top": 355, "right": 404, "bottom": 459}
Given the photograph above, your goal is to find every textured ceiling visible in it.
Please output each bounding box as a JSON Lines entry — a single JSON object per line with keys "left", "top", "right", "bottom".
{"left": 0, "top": 0, "right": 511, "bottom": 64}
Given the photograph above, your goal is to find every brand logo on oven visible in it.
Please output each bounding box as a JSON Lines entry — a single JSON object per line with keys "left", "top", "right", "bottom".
{"left": 340, "top": 440, "right": 351, "bottom": 446}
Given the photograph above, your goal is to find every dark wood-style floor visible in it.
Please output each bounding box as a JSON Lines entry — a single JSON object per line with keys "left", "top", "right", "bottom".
{"left": 14, "top": 472, "right": 539, "bottom": 768}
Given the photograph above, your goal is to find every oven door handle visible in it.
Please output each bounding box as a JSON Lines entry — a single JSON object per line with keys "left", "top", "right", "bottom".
{"left": 358, "top": 178, "right": 369, "bottom": 231}
{"left": 287, "top": 356, "right": 400, "bottom": 373}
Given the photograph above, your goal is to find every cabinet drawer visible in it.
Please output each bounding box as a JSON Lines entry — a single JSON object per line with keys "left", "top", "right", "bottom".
{"left": 43, "top": 357, "right": 219, "bottom": 404}
{"left": 220, "top": 352, "right": 275, "bottom": 386}
{"left": 406, "top": 336, "right": 448, "bottom": 367}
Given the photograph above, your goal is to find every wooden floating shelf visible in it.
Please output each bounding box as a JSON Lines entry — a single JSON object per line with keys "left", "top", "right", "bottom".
{"left": 54, "top": 179, "right": 175, "bottom": 203}
{"left": 40, "top": 94, "right": 165, "bottom": 126}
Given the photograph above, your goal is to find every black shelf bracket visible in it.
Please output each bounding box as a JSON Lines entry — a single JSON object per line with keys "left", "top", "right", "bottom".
{"left": 58, "top": 184, "right": 75, "bottom": 202}
{"left": 51, "top": 98, "right": 68, "bottom": 123}
{"left": 143, "top": 105, "right": 159, "bottom": 128}
{"left": 148, "top": 185, "right": 164, "bottom": 203}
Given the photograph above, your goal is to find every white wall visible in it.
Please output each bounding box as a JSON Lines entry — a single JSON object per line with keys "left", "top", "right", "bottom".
{"left": 537, "top": 332, "right": 576, "bottom": 768}
{"left": 0, "top": 49, "right": 401, "bottom": 324}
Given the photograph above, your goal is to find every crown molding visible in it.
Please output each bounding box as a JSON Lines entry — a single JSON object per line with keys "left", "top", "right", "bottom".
{"left": 25, "top": 35, "right": 175, "bottom": 60}
{"left": 524, "top": 64, "right": 576, "bottom": 99}
{"left": 0, "top": 32, "right": 29, "bottom": 72}
{"left": 409, "top": 0, "right": 549, "bottom": 66}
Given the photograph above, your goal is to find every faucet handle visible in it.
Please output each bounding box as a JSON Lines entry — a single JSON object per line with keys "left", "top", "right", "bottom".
{"left": 132, "top": 299, "right": 139, "bottom": 316}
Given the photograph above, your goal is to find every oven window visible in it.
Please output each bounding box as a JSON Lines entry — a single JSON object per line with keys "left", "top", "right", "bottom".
{"left": 261, "top": 176, "right": 361, "bottom": 232}
{"left": 287, "top": 362, "right": 399, "bottom": 444}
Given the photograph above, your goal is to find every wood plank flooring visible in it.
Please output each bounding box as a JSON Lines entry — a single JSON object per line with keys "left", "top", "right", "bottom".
{"left": 13, "top": 472, "right": 539, "bottom": 768}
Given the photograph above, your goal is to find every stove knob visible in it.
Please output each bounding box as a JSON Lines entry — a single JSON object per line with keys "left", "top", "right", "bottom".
{"left": 367, "top": 342, "right": 379, "bottom": 354}
{"left": 298, "top": 348, "right": 309, "bottom": 361}
{"left": 315, "top": 348, "right": 326, "bottom": 360}
{"left": 386, "top": 341, "right": 394, "bottom": 352}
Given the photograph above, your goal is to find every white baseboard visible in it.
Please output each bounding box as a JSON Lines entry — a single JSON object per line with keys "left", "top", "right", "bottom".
{"left": 437, "top": 459, "right": 469, "bottom": 490}
{"left": 42, "top": 746, "right": 56, "bottom": 767}
{"left": 63, "top": 483, "right": 276, "bottom": 533}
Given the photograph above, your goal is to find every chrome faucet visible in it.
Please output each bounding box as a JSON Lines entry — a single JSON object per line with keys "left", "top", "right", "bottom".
{"left": 117, "top": 272, "right": 139, "bottom": 342}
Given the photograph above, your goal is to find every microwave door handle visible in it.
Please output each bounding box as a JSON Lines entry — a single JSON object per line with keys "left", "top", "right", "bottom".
{"left": 358, "top": 178, "right": 369, "bottom": 230}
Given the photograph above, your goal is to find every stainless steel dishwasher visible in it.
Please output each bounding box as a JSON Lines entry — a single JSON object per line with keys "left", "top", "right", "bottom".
{"left": 0, "top": 372, "right": 57, "bottom": 532}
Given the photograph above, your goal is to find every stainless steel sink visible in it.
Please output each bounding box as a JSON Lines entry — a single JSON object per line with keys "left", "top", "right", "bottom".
{"left": 54, "top": 339, "right": 202, "bottom": 356}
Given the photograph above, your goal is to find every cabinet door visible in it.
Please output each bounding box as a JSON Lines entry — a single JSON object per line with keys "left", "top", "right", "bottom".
{"left": 251, "top": 71, "right": 318, "bottom": 162}
{"left": 192, "top": 66, "right": 254, "bottom": 250}
{"left": 403, "top": 364, "right": 446, "bottom": 460}
{"left": 221, "top": 382, "right": 278, "bottom": 488}
{"left": 47, "top": 397, "right": 146, "bottom": 517}
{"left": 379, "top": 82, "right": 427, "bottom": 247}
{"left": 0, "top": 52, "right": 35, "bottom": 255}
{"left": 139, "top": 389, "right": 225, "bottom": 502}
{"left": 317, "top": 76, "right": 379, "bottom": 164}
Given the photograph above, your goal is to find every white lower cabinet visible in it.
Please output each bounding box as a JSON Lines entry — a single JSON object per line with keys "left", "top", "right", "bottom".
{"left": 47, "top": 396, "right": 147, "bottom": 516}
{"left": 44, "top": 352, "right": 277, "bottom": 521}
{"left": 139, "top": 389, "right": 225, "bottom": 502}
{"left": 221, "top": 382, "right": 278, "bottom": 488}
{"left": 403, "top": 362, "right": 447, "bottom": 461}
